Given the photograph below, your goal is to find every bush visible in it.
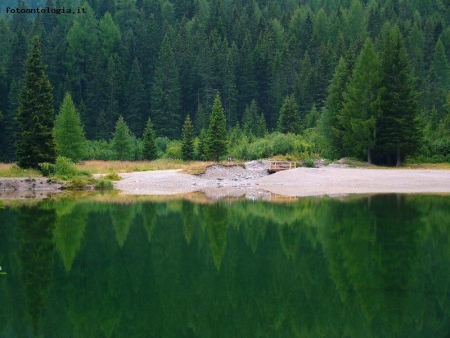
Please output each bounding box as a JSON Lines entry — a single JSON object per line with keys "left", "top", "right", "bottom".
{"left": 39, "top": 162, "right": 55, "bottom": 176}
{"left": 95, "top": 179, "right": 114, "bottom": 190}
{"left": 39, "top": 156, "right": 91, "bottom": 179}
{"left": 165, "top": 140, "right": 183, "bottom": 159}
{"left": 303, "top": 158, "right": 315, "bottom": 168}
{"left": 156, "top": 137, "right": 170, "bottom": 154}
{"left": 85, "top": 140, "right": 115, "bottom": 160}
{"left": 54, "top": 156, "right": 78, "bottom": 177}
{"left": 104, "top": 172, "right": 121, "bottom": 181}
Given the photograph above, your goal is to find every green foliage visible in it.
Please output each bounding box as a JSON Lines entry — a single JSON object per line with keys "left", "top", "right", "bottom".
{"left": 165, "top": 140, "right": 183, "bottom": 159}
{"left": 53, "top": 92, "right": 86, "bottom": 162}
{"left": 85, "top": 140, "right": 116, "bottom": 160}
{"left": 156, "top": 137, "right": 170, "bottom": 157}
{"left": 16, "top": 36, "right": 56, "bottom": 169}
{"left": 375, "top": 26, "right": 421, "bottom": 166}
{"left": 277, "top": 95, "right": 301, "bottom": 134}
{"left": 319, "top": 56, "right": 352, "bottom": 159}
{"left": 112, "top": 116, "right": 133, "bottom": 161}
{"left": 94, "top": 179, "right": 114, "bottom": 190}
{"left": 205, "top": 93, "right": 228, "bottom": 161}
{"left": 340, "top": 38, "right": 383, "bottom": 163}
{"left": 39, "top": 156, "right": 90, "bottom": 179}
{"left": 229, "top": 132, "right": 312, "bottom": 160}
{"left": 151, "top": 34, "right": 181, "bottom": 138}
{"left": 142, "top": 118, "right": 158, "bottom": 161}
{"left": 104, "top": 172, "right": 121, "bottom": 181}
{"left": 181, "top": 115, "right": 195, "bottom": 161}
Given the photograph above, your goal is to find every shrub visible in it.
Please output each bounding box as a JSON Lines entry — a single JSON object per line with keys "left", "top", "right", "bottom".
{"left": 165, "top": 140, "right": 183, "bottom": 159}
{"left": 54, "top": 156, "right": 78, "bottom": 177}
{"left": 303, "top": 158, "right": 315, "bottom": 168}
{"left": 95, "top": 179, "right": 114, "bottom": 190}
{"left": 104, "top": 172, "right": 121, "bottom": 181}
{"left": 39, "top": 162, "right": 55, "bottom": 176}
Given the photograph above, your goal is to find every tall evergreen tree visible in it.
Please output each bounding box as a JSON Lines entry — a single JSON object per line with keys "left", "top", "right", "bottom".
{"left": 340, "top": 38, "right": 383, "bottom": 163}
{"left": 206, "top": 93, "right": 228, "bottom": 161}
{"left": 125, "top": 58, "right": 147, "bottom": 136}
{"left": 53, "top": 92, "right": 86, "bottom": 162}
{"left": 277, "top": 94, "right": 301, "bottom": 134}
{"left": 16, "top": 36, "right": 56, "bottom": 169}
{"left": 376, "top": 27, "right": 420, "bottom": 166}
{"left": 181, "top": 115, "right": 195, "bottom": 161}
{"left": 112, "top": 115, "right": 133, "bottom": 161}
{"left": 142, "top": 117, "right": 158, "bottom": 161}
{"left": 320, "top": 56, "right": 352, "bottom": 159}
{"left": 151, "top": 34, "right": 181, "bottom": 138}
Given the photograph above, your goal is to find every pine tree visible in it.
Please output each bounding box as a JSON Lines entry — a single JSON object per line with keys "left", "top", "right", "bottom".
{"left": 151, "top": 34, "right": 181, "bottom": 138}
{"left": 340, "top": 38, "right": 383, "bottom": 163}
{"left": 16, "top": 36, "right": 56, "bottom": 169}
{"left": 53, "top": 93, "right": 86, "bottom": 162}
{"left": 431, "top": 39, "right": 450, "bottom": 90}
{"left": 112, "top": 116, "right": 133, "bottom": 161}
{"left": 277, "top": 94, "right": 301, "bottom": 134}
{"left": 181, "top": 115, "right": 195, "bottom": 161}
{"left": 125, "top": 58, "right": 147, "bottom": 136}
{"left": 320, "top": 56, "right": 352, "bottom": 159}
{"left": 206, "top": 93, "right": 228, "bottom": 161}
{"left": 142, "top": 117, "right": 158, "bottom": 161}
{"left": 376, "top": 27, "right": 420, "bottom": 166}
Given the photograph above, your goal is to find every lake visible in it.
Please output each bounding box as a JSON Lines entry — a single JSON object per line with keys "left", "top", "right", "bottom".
{"left": 1, "top": 194, "right": 450, "bottom": 337}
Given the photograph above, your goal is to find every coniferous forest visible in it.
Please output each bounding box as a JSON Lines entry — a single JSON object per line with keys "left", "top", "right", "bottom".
{"left": 0, "top": 0, "right": 450, "bottom": 165}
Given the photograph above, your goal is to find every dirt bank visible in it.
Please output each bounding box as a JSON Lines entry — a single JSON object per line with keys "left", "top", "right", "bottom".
{"left": 114, "top": 161, "right": 450, "bottom": 199}
{"left": 0, "top": 177, "right": 62, "bottom": 199}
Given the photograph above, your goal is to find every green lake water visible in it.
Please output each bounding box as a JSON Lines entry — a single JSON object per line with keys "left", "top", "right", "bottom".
{"left": 1, "top": 194, "right": 450, "bottom": 337}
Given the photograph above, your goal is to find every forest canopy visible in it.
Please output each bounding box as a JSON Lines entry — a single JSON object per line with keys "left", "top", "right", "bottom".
{"left": 0, "top": 0, "right": 449, "bottom": 164}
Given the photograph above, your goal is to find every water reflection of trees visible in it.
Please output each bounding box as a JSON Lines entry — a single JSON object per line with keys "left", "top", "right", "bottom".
{"left": 17, "top": 205, "right": 56, "bottom": 336}
{"left": 2, "top": 195, "right": 450, "bottom": 336}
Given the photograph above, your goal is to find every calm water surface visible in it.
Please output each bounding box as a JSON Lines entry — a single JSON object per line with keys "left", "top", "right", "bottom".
{"left": 1, "top": 194, "right": 450, "bottom": 337}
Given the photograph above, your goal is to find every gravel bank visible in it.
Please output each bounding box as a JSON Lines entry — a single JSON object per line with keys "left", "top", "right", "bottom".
{"left": 114, "top": 162, "right": 450, "bottom": 199}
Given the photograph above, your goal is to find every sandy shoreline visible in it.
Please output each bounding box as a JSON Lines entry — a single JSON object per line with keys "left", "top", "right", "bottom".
{"left": 2, "top": 162, "right": 449, "bottom": 200}
{"left": 114, "top": 164, "right": 450, "bottom": 199}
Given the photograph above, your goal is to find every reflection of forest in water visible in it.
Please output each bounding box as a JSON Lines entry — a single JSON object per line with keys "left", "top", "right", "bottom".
{"left": 1, "top": 195, "right": 450, "bottom": 337}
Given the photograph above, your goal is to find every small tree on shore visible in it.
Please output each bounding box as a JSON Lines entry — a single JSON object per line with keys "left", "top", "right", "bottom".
{"left": 181, "top": 114, "right": 195, "bottom": 161}
{"left": 53, "top": 92, "right": 86, "bottom": 162}
{"left": 112, "top": 116, "right": 133, "bottom": 161}
{"left": 206, "top": 93, "right": 228, "bottom": 161}
{"left": 142, "top": 117, "right": 158, "bottom": 160}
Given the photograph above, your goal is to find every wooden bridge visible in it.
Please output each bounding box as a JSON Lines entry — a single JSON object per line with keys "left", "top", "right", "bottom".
{"left": 268, "top": 161, "right": 297, "bottom": 174}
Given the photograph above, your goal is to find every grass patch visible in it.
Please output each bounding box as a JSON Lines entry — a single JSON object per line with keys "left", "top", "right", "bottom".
{"left": 0, "top": 163, "right": 41, "bottom": 177}
{"left": 94, "top": 179, "right": 114, "bottom": 190}
{"left": 104, "top": 172, "right": 122, "bottom": 180}
{"left": 74, "top": 159, "right": 235, "bottom": 175}
{"left": 402, "top": 162, "right": 450, "bottom": 170}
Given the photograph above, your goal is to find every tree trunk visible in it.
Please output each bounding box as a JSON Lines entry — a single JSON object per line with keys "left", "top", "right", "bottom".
{"left": 396, "top": 147, "right": 401, "bottom": 167}
{"left": 367, "top": 147, "right": 372, "bottom": 164}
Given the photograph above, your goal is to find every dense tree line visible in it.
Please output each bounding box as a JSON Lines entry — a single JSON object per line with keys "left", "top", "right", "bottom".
{"left": 0, "top": 0, "right": 449, "bottom": 164}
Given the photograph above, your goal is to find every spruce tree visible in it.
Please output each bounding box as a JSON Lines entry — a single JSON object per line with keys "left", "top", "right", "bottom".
{"left": 142, "top": 117, "right": 158, "bottom": 161}
{"left": 376, "top": 27, "right": 420, "bottom": 166}
{"left": 112, "top": 116, "right": 133, "bottom": 161}
{"left": 181, "top": 115, "right": 195, "bottom": 161}
{"left": 320, "top": 56, "right": 352, "bottom": 159}
{"left": 53, "top": 92, "right": 86, "bottom": 162}
{"left": 16, "top": 36, "right": 56, "bottom": 169}
{"left": 340, "top": 38, "right": 383, "bottom": 163}
{"left": 206, "top": 93, "right": 228, "bottom": 161}
{"left": 277, "top": 95, "right": 301, "bottom": 134}
{"left": 150, "top": 34, "right": 181, "bottom": 138}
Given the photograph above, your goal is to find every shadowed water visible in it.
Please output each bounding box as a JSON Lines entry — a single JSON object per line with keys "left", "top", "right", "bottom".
{"left": 1, "top": 194, "right": 450, "bottom": 337}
